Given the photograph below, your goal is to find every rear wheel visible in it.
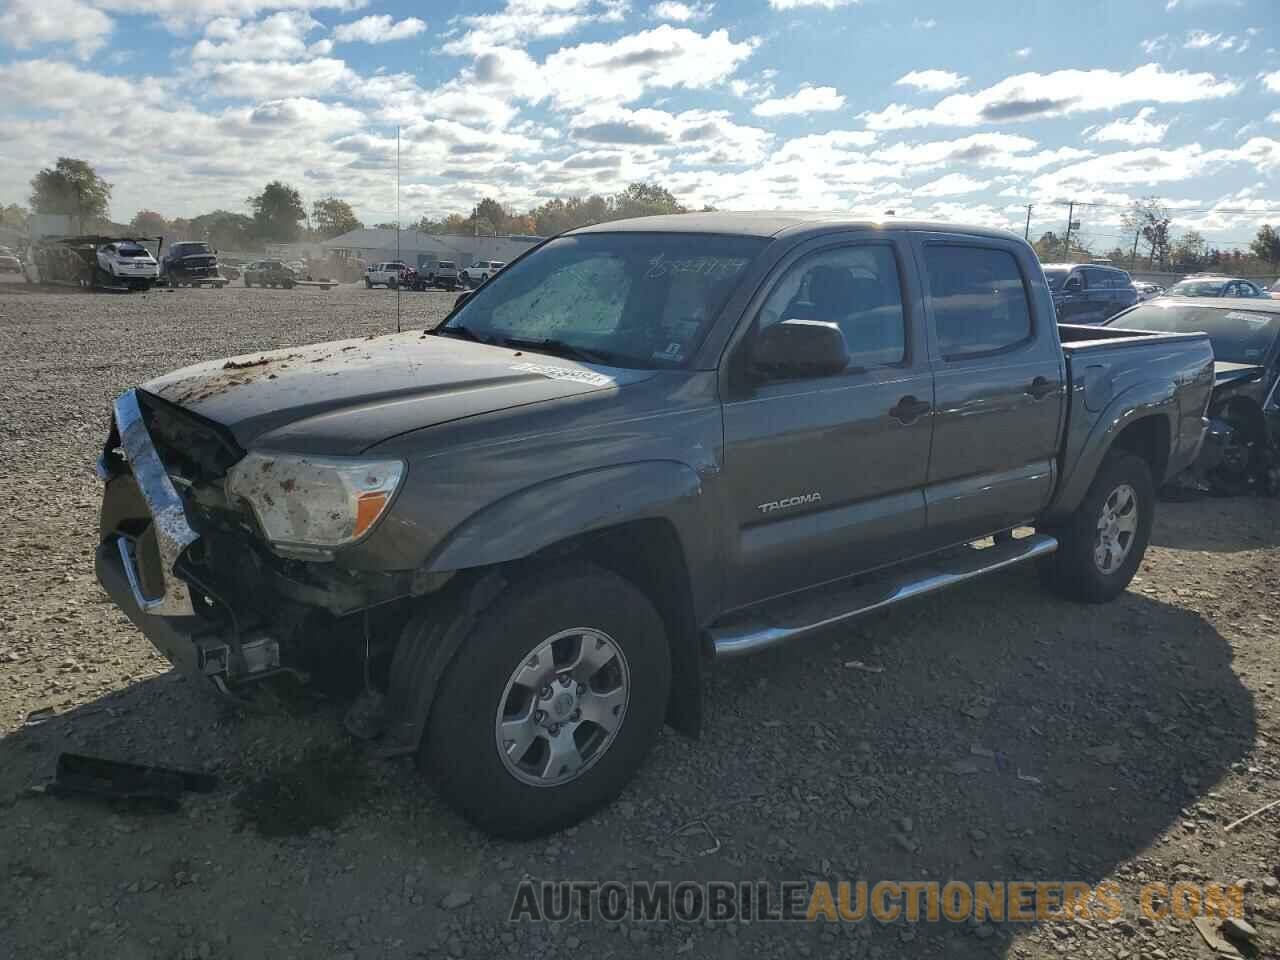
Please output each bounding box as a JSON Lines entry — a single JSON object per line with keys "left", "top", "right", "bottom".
{"left": 1040, "top": 451, "right": 1154, "bottom": 603}
{"left": 420, "top": 563, "right": 670, "bottom": 838}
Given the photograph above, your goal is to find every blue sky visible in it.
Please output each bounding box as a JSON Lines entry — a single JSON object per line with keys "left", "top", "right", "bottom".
{"left": 1, "top": 0, "right": 1278, "bottom": 250}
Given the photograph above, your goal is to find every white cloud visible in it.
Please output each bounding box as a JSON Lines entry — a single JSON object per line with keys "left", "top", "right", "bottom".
{"left": 916, "top": 173, "right": 988, "bottom": 196}
{"left": 1264, "top": 71, "right": 1280, "bottom": 94}
{"left": 333, "top": 14, "right": 426, "bottom": 44}
{"left": 751, "top": 85, "right": 846, "bottom": 117}
{"left": 1140, "top": 35, "right": 1168, "bottom": 54}
{"left": 86, "top": 0, "right": 369, "bottom": 30}
{"left": 1014, "top": 47, "right": 1032, "bottom": 58}
{"left": 1032, "top": 138, "right": 1280, "bottom": 193}
{"left": 568, "top": 105, "right": 771, "bottom": 164}
{"left": 191, "top": 12, "right": 320, "bottom": 61}
{"left": 895, "top": 70, "right": 968, "bottom": 93}
{"left": 871, "top": 133, "right": 1089, "bottom": 173}
{"left": 863, "top": 64, "right": 1240, "bottom": 130}
{"left": 538, "top": 25, "right": 758, "bottom": 109}
{"left": 650, "top": 1, "right": 713, "bottom": 21}
{"left": 191, "top": 57, "right": 358, "bottom": 98}
{"left": 1184, "top": 29, "right": 1245, "bottom": 52}
{"left": 912, "top": 17, "right": 936, "bottom": 29}
{"left": 0, "top": 0, "right": 113, "bottom": 60}
{"left": 767, "top": 0, "right": 860, "bottom": 8}
{"left": 443, "top": 0, "right": 619, "bottom": 56}
{"left": 1086, "top": 107, "right": 1170, "bottom": 145}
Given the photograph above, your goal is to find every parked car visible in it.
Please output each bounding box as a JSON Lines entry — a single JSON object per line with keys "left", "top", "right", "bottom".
{"left": 1106, "top": 298, "right": 1280, "bottom": 496}
{"left": 427, "top": 260, "right": 460, "bottom": 290}
{"left": 160, "top": 241, "right": 226, "bottom": 288}
{"left": 0, "top": 245, "right": 21, "bottom": 274}
{"left": 93, "top": 213, "right": 1212, "bottom": 838}
{"left": 1133, "top": 281, "right": 1164, "bottom": 301}
{"left": 1042, "top": 263, "right": 1139, "bottom": 324}
{"left": 460, "top": 260, "right": 506, "bottom": 289}
{"left": 96, "top": 240, "right": 159, "bottom": 291}
{"left": 1268, "top": 278, "right": 1280, "bottom": 300}
{"left": 243, "top": 260, "right": 296, "bottom": 289}
{"left": 365, "top": 261, "right": 410, "bottom": 288}
{"left": 1163, "top": 275, "right": 1269, "bottom": 299}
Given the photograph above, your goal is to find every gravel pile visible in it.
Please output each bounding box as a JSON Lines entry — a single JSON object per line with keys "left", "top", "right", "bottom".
{"left": 1, "top": 279, "right": 1278, "bottom": 959}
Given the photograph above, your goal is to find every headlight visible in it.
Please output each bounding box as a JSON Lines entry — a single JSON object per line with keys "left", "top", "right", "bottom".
{"left": 225, "top": 452, "right": 404, "bottom": 558}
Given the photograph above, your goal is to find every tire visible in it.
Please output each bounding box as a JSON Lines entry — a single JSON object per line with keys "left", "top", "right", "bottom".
{"left": 420, "top": 563, "right": 671, "bottom": 838}
{"left": 1039, "top": 451, "right": 1154, "bottom": 603}
{"left": 365, "top": 278, "right": 372, "bottom": 289}
{"left": 284, "top": 280, "right": 294, "bottom": 290}
{"left": 244, "top": 278, "right": 252, "bottom": 287}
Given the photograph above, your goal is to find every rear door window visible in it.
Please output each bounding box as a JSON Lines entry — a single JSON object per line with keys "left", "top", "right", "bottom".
{"left": 922, "top": 246, "right": 1033, "bottom": 359}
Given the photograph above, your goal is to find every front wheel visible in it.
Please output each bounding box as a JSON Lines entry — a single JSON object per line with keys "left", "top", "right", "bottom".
{"left": 1040, "top": 451, "right": 1154, "bottom": 603}
{"left": 420, "top": 563, "right": 671, "bottom": 838}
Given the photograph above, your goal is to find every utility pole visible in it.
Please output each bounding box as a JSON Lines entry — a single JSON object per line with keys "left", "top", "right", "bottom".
{"left": 1062, "top": 201, "right": 1075, "bottom": 259}
{"left": 1024, "top": 204, "right": 1032, "bottom": 240}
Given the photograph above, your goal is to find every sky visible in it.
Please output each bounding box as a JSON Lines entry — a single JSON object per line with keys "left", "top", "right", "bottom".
{"left": 1, "top": 0, "right": 1279, "bottom": 250}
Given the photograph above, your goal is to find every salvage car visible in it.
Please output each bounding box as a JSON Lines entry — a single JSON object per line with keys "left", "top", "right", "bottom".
{"left": 459, "top": 260, "right": 505, "bottom": 289}
{"left": 93, "top": 213, "right": 1213, "bottom": 838}
{"left": 0, "top": 245, "right": 21, "bottom": 274}
{"left": 1164, "top": 275, "right": 1269, "bottom": 299}
{"left": 96, "top": 240, "right": 159, "bottom": 291}
{"left": 242, "top": 259, "right": 296, "bottom": 289}
{"left": 1106, "top": 298, "right": 1280, "bottom": 496}
{"left": 160, "top": 241, "right": 226, "bottom": 288}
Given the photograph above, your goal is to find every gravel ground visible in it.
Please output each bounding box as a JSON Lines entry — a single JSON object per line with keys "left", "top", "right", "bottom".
{"left": 1, "top": 278, "right": 1279, "bottom": 960}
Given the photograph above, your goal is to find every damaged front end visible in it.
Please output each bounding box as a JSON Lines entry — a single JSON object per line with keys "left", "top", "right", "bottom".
{"left": 94, "top": 388, "right": 427, "bottom": 700}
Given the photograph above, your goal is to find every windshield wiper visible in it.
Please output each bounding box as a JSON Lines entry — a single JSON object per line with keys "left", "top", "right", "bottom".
{"left": 435, "top": 324, "right": 487, "bottom": 343}
{"left": 494, "top": 336, "right": 616, "bottom": 365}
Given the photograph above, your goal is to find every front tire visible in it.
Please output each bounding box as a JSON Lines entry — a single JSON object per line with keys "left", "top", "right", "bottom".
{"left": 1040, "top": 451, "right": 1154, "bottom": 603}
{"left": 421, "top": 563, "right": 671, "bottom": 838}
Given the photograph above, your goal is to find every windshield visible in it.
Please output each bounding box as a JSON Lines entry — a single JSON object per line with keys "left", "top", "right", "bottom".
{"left": 173, "top": 243, "right": 211, "bottom": 256}
{"left": 442, "top": 232, "right": 767, "bottom": 369}
{"left": 438, "top": 261, "right": 456, "bottom": 269}
{"left": 1167, "top": 279, "right": 1226, "bottom": 297}
{"left": 1110, "top": 303, "right": 1280, "bottom": 364}
{"left": 1042, "top": 268, "right": 1069, "bottom": 290}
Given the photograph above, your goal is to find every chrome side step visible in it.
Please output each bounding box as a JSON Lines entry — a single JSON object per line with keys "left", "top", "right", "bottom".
{"left": 710, "top": 533, "right": 1059, "bottom": 658}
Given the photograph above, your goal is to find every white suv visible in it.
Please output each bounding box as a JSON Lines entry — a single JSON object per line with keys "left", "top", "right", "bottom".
{"left": 460, "top": 260, "right": 506, "bottom": 289}
{"left": 365, "top": 261, "right": 409, "bottom": 288}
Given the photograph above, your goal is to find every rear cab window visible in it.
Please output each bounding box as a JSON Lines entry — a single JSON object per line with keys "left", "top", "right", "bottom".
{"left": 922, "top": 245, "right": 1033, "bottom": 359}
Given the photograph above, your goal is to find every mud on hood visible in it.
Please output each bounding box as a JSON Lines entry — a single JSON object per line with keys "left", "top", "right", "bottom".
{"left": 143, "top": 332, "right": 648, "bottom": 455}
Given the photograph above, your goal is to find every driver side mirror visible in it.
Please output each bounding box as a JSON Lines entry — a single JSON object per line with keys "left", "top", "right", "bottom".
{"left": 751, "top": 319, "right": 849, "bottom": 380}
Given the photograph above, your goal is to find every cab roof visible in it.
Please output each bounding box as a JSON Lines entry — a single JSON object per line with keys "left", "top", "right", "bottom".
{"left": 569, "top": 210, "right": 1024, "bottom": 243}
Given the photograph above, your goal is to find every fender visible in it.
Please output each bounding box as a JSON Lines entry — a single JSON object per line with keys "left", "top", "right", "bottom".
{"left": 1044, "top": 380, "right": 1178, "bottom": 525}
{"left": 425, "top": 460, "right": 720, "bottom": 625}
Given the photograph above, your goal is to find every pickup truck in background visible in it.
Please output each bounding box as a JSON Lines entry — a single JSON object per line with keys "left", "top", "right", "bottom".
{"left": 160, "top": 241, "right": 226, "bottom": 289}
{"left": 365, "top": 261, "right": 410, "bottom": 288}
{"left": 93, "top": 214, "right": 1213, "bottom": 838}
{"left": 1042, "top": 262, "right": 1139, "bottom": 324}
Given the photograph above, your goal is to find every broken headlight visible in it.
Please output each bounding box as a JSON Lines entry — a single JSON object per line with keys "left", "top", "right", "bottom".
{"left": 225, "top": 452, "right": 404, "bottom": 559}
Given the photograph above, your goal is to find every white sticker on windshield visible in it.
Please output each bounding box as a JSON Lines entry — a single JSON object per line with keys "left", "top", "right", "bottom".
{"left": 510, "top": 361, "right": 613, "bottom": 386}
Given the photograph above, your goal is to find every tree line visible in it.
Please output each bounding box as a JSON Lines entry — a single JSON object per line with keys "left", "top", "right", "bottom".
{"left": 8, "top": 156, "right": 693, "bottom": 251}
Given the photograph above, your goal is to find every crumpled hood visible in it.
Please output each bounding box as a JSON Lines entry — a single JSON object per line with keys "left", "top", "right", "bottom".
{"left": 142, "top": 332, "right": 647, "bottom": 455}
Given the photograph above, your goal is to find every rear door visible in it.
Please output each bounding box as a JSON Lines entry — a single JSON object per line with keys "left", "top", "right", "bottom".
{"left": 1083, "top": 267, "right": 1114, "bottom": 323}
{"left": 912, "top": 233, "right": 1066, "bottom": 547}
{"left": 1056, "top": 268, "right": 1088, "bottom": 323}
{"left": 719, "top": 233, "right": 934, "bottom": 609}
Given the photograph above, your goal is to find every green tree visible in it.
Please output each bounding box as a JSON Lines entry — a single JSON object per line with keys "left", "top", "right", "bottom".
{"left": 189, "top": 210, "right": 256, "bottom": 250}
{"left": 472, "top": 197, "right": 506, "bottom": 234}
{"left": 29, "top": 157, "right": 112, "bottom": 231}
{"left": 1172, "top": 229, "right": 1207, "bottom": 268}
{"left": 610, "top": 181, "right": 686, "bottom": 220}
{"left": 1250, "top": 225, "right": 1280, "bottom": 266}
{"left": 129, "top": 210, "right": 168, "bottom": 237}
{"left": 0, "top": 203, "right": 28, "bottom": 229}
{"left": 246, "top": 181, "right": 306, "bottom": 243}
{"left": 311, "top": 197, "right": 362, "bottom": 240}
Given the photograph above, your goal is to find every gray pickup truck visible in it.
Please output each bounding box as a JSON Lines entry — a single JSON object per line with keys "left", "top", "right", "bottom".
{"left": 94, "top": 214, "right": 1214, "bottom": 837}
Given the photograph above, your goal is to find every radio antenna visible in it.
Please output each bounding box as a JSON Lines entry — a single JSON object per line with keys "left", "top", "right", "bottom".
{"left": 395, "top": 124, "right": 402, "bottom": 333}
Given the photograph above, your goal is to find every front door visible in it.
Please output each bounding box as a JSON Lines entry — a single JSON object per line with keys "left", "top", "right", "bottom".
{"left": 912, "top": 235, "right": 1066, "bottom": 548}
{"left": 719, "top": 237, "right": 935, "bottom": 611}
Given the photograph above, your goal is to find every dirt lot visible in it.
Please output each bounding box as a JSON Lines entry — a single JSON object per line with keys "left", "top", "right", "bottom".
{"left": 1, "top": 279, "right": 1279, "bottom": 960}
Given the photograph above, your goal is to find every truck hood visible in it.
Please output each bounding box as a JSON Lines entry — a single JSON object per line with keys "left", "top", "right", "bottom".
{"left": 142, "top": 332, "right": 649, "bottom": 455}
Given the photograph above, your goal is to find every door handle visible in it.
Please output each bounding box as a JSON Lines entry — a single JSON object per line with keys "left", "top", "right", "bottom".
{"left": 1026, "top": 376, "right": 1057, "bottom": 399}
{"left": 889, "top": 395, "right": 931, "bottom": 423}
